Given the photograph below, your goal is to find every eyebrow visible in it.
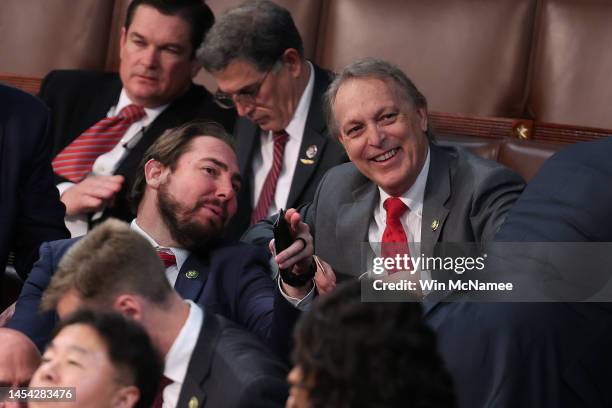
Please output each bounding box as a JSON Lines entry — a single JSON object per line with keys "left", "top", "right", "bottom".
{"left": 198, "top": 158, "right": 242, "bottom": 184}
{"left": 45, "top": 342, "right": 89, "bottom": 355}
{"left": 129, "top": 32, "right": 186, "bottom": 52}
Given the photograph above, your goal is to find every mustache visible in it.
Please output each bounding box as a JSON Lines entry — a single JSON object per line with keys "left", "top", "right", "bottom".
{"left": 189, "top": 197, "right": 227, "bottom": 222}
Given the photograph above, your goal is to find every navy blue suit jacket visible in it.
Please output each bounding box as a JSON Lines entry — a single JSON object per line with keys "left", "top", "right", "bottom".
{"left": 8, "top": 237, "right": 299, "bottom": 358}
{"left": 426, "top": 138, "right": 612, "bottom": 407}
{"left": 0, "top": 84, "right": 69, "bottom": 279}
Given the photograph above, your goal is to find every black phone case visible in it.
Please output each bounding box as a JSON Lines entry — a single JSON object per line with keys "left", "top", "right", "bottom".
{"left": 273, "top": 209, "right": 314, "bottom": 287}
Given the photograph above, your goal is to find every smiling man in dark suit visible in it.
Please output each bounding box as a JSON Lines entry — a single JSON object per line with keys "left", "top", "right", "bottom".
{"left": 7, "top": 122, "right": 312, "bottom": 362}
{"left": 41, "top": 219, "right": 288, "bottom": 408}
{"left": 43, "top": 0, "right": 235, "bottom": 237}
{"left": 198, "top": 0, "right": 347, "bottom": 240}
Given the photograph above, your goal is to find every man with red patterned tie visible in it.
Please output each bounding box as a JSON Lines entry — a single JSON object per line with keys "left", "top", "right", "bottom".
{"left": 198, "top": 0, "right": 347, "bottom": 240}
{"left": 43, "top": 0, "right": 235, "bottom": 237}
{"left": 242, "top": 58, "right": 525, "bottom": 288}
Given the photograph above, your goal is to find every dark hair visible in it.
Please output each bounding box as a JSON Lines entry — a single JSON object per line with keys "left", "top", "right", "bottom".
{"left": 131, "top": 121, "right": 235, "bottom": 212}
{"left": 293, "top": 281, "right": 456, "bottom": 408}
{"left": 197, "top": 0, "right": 304, "bottom": 72}
{"left": 324, "top": 58, "right": 429, "bottom": 139}
{"left": 125, "top": 0, "right": 214, "bottom": 57}
{"left": 54, "top": 309, "right": 163, "bottom": 408}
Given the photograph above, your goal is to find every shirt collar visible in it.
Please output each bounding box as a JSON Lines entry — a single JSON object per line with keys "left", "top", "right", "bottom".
{"left": 112, "top": 89, "right": 168, "bottom": 126}
{"left": 265, "top": 60, "right": 315, "bottom": 141}
{"left": 130, "top": 219, "right": 190, "bottom": 271}
{"left": 163, "top": 300, "right": 203, "bottom": 383}
{"left": 377, "top": 146, "right": 431, "bottom": 217}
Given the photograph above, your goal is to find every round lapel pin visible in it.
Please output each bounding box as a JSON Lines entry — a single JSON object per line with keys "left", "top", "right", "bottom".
{"left": 188, "top": 396, "right": 199, "bottom": 408}
{"left": 185, "top": 270, "right": 199, "bottom": 279}
{"left": 306, "top": 144, "right": 318, "bottom": 159}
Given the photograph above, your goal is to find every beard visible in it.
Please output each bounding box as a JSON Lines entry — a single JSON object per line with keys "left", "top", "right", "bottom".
{"left": 156, "top": 181, "right": 226, "bottom": 252}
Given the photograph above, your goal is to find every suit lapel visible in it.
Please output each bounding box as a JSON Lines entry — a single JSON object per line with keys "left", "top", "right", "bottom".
{"left": 286, "top": 66, "right": 330, "bottom": 208}
{"left": 174, "top": 253, "right": 209, "bottom": 302}
{"left": 176, "top": 309, "right": 220, "bottom": 408}
{"left": 335, "top": 179, "right": 379, "bottom": 278}
{"left": 421, "top": 144, "right": 452, "bottom": 258}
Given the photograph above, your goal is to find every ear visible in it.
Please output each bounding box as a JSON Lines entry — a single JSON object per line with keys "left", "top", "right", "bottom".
{"left": 119, "top": 27, "right": 127, "bottom": 62}
{"left": 112, "top": 385, "right": 140, "bottom": 408}
{"left": 112, "top": 295, "right": 143, "bottom": 322}
{"left": 281, "top": 48, "right": 303, "bottom": 78}
{"left": 144, "top": 159, "right": 167, "bottom": 190}
{"left": 416, "top": 107, "right": 428, "bottom": 133}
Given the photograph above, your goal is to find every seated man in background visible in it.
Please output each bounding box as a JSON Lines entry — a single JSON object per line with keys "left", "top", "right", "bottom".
{"left": 7, "top": 122, "right": 313, "bottom": 360}
{"left": 243, "top": 58, "right": 524, "bottom": 283}
{"left": 41, "top": 219, "right": 288, "bottom": 408}
{"left": 287, "top": 280, "right": 456, "bottom": 408}
{"left": 29, "top": 309, "right": 162, "bottom": 408}
{"left": 44, "top": 0, "right": 234, "bottom": 237}
{"left": 0, "top": 328, "right": 40, "bottom": 390}
{"left": 198, "top": 0, "right": 347, "bottom": 240}
{"left": 0, "top": 84, "right": 68, "bottom": 289}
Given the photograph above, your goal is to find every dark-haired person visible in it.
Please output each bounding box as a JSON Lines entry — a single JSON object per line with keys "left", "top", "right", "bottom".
{"left": 0, "top": 84, "right": 69, "bottom": 286}
{"left": 43, "top": 0, "right": 235, "bottom": 237}
{"left": 287, "top": 281, "right": 456, "bottom": 408}
{"left": 41, "top": 219, "right": 288, "bottom": 408}
{"left": 7, "top": 122, "right": 312, "bottom": 363}
{"left": 198, "top": 0, "right": 347, "bottom": 240}
{"left": 29, "top": 309, "right": 162, "bottom": 408}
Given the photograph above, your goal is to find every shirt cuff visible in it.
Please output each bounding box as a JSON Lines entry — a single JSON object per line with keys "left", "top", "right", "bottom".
{"left": 56, "top": 182, "right": 89, "bottom": 238}
{"left": 277, "top": 277, "right": 315, "bottom": 311}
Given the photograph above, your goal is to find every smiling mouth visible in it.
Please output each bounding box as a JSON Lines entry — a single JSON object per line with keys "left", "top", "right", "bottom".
{"left": 371, "top": 148, "right": 399, "bottom": 162}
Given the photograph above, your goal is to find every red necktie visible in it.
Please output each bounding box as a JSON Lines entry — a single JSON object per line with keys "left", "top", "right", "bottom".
{"left": 251, "top": 130, "right": 289, "bottom": 224}
{"left": 381, "top": 197, "right": 412, "bottom": 274}
{"left": 52, "top": 104, "right": 146, "bottom": 183}
{"left": 156, "top": 248, "right": 176, "bottom": 268}
{"left": 152, "top": 375, "right": 172, "bottom": 408}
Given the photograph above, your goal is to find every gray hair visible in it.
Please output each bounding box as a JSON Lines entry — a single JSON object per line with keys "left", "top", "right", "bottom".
{"left": 197, "top": 0, "right": 304, "bottom": 72}
{"left": 324, "top": 58, "right": 428, "bottom": 138}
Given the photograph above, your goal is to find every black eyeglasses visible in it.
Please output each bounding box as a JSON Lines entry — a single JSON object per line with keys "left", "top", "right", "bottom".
{"left": 214, "top": 67, "right": 273, "bottom": 109}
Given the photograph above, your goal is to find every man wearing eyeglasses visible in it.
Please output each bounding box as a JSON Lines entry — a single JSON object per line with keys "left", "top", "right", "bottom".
{"left": 198, "top": 0, "right": 347, "bottom": 240}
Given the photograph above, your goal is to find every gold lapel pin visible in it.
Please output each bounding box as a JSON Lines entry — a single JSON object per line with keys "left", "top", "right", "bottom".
{"left": 185, "top": 270, "right": 199, "bottom": 279}
{"left": 431, "top": 220, "right": 440, "bottom": 231}
{"left": 188, "top": 396, "right": 199, "bottom": 408}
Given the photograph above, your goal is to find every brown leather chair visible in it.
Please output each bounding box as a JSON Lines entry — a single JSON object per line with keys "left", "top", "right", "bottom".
{"left": 437, "top": 134, "right": 561, "bottom": 182}
{"left": 527, "top": 0, "right": 612, "bottom": 129}
{"left": 315, "top": 0, "right": 537, "bottom": 117}
{"left": 0, "top": 0, "right": 115, "bottom": 77}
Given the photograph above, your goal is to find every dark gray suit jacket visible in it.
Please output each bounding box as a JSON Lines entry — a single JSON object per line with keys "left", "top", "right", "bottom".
{"left": 225, "top": 64, "right": 347, "bottom": 240}
{"left": 177, "top": 308, "right": 288, "bottom": 408}
{"left": 243, "top": 143, "right": 525, "bottom": 280}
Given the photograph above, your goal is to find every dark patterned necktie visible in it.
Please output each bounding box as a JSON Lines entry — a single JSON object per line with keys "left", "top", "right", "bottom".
{"left": 251, "top": 130, "right": 289, "bottom": 224}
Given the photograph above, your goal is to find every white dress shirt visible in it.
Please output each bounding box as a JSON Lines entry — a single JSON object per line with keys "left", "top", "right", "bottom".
{"left": 131, "top": 220, "right": 189, "bottom": 287}
{"left": 162, "top": 300, "right": 203, "bottom": 408}
{"left": 368, "top": 147, "right": 431, "bottom": 280}
{"left": 251, "top": 61, "right": 315, "bottom": 216}
{"left": 58, "top": 89, "right": 168, "bottom": 237}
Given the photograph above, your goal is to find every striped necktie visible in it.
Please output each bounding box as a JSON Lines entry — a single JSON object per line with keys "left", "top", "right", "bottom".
{"left": 52, "top": 104, "right": 146, "bottom": 183}
{"left": 156, "top": 248, "right": 176, "bottom": 268}
{"left": 251, "top": 130, "right": 289, "bottom": 224}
